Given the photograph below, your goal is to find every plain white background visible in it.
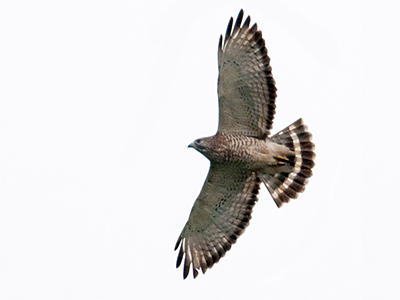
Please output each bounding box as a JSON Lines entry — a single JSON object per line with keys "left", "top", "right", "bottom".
{"left": 1, "top": 0, "right": 400, "bottom": 299}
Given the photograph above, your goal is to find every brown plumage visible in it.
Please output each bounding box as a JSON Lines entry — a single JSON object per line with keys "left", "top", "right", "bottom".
{"left": 175, "top": 9, "right": 315, "bottom": 279}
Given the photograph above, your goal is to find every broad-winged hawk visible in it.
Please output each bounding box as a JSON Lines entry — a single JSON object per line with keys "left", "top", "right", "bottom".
{"left": 175, "top": 9, "right": 316, "bottom": 279}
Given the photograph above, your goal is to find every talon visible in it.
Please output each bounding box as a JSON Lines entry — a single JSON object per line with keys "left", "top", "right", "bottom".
{"left": 274, "top": 155, "right": 289, "bottom": 166}
{"left": 274, "top": 155, "right": 289, "bottom": 161}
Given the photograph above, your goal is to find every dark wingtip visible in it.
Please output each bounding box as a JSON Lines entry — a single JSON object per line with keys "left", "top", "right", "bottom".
{"left": 233, "top": 9, "right": 244, "bottom": 34}
{"left": 193, "top": 267, "right": 199, "bottom": 278}
{"left": 183, "top": 255, "right": 190, "bottom": 279}
{"left": 174, "top": 236, "right": 181, "bottom": 250}
{"left": 224, "top": 16, "right": 233, "bottom": 44}
{"left": 249, "top": 22, "right": 258, "bottom": 34}
{"left": 243, "top": 15, "right": 251, "bottom": 28}
{"left": 176, "top": 245, "right": 184, "bottom": 268}
{"left": 183, "top": 268, "right": 189, "bottom": 279}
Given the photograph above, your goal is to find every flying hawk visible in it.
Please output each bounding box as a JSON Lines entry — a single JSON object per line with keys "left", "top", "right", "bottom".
{"left": 175, "top": 9, "right": 315, "bottom": 279}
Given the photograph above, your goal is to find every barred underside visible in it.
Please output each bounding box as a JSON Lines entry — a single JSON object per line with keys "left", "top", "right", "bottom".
{"left": 261, "top": 118, "right": 315, "bottom": 207}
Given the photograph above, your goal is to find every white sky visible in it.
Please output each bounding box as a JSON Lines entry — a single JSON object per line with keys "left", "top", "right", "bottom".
{"left": 1, "top": 0, "right": 400, "bottom": 299}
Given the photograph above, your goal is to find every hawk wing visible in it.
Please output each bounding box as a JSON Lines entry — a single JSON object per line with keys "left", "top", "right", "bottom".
{"left": 175, "top": 163, "right": 261, "bottom": 279}
{"left": 217, "top": 9, "right": 277, "bottom": 139}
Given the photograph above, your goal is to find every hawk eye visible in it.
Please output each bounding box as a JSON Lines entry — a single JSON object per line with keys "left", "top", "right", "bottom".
{"left": 195, "top": 139, "right": 201, "bottom": 144}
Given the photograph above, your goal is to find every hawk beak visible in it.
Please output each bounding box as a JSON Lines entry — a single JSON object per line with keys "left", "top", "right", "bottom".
{"left": 188, "top": 143, "right": 195, "bottom": 149}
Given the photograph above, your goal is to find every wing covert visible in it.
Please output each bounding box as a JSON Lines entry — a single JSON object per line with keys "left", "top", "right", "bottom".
{"left": 217, "top": 9, "right": 277, "bottom": 139}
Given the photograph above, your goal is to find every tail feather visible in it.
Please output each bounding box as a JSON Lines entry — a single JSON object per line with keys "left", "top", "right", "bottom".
{"left": 261, "top": 118, "right": 315, "bottom": 208}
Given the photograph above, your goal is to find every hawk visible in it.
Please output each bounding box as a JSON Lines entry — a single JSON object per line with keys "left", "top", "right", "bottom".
{"left": 175, "top": 9, "right": 315, "bottom": 279}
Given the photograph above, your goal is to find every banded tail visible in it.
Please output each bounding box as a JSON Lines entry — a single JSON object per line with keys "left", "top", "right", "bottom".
{"left": 261, "top": 118, "right": 315, "bottom": 207}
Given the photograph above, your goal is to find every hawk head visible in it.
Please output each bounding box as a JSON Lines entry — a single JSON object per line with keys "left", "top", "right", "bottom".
{"left": 188, "top": 136, "right": 215, "bottom": 159}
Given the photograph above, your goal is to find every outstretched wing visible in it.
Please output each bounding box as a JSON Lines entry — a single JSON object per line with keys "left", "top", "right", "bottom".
{"left": 217, "top": 9, "right": 277, "bottom": 139}
{"left": 175, "top": 163, "right": 260, "bottom": 279}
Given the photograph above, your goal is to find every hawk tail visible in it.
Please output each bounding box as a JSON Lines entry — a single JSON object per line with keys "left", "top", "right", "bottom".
{"left": 261, "top": 118, "right": 315, "bottom": 207}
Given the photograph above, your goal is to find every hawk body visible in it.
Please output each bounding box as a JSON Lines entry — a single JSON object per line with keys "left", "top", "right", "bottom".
{"left": 190, "top": 133, "right": 293, "bottom": 172}
{"left": 175, "top": 10, "right": 315, "bottom": 279}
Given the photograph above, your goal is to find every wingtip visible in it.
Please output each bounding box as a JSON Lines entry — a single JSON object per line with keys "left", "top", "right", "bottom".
{"left": 176, "top": 246, "right": 184, "bottom": 268}
{"left": 183, "top": 268, "right": 189, "bottom": 279}
{"left": 183, "top": 255, "right": 191, "bottom": 279}
{"left": 193, "top": 267, "right": 199, "bottom": 278}
{"left": 238, "top": 9, "right": 244, "bottom": 20}
{"left": 174, "top": 236, "right": 181, "bottom": 251}
{"left": 224, "top": 16, "right": 233, "bottom": 43}
{"left": 243, "top": 15, "right": 251, "bottom": 28}
{"left": 232, "top": 9, "right": 244, "bottom": 37}
{"left": 250, "top": 22, "right": 258, "bottom": 33}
